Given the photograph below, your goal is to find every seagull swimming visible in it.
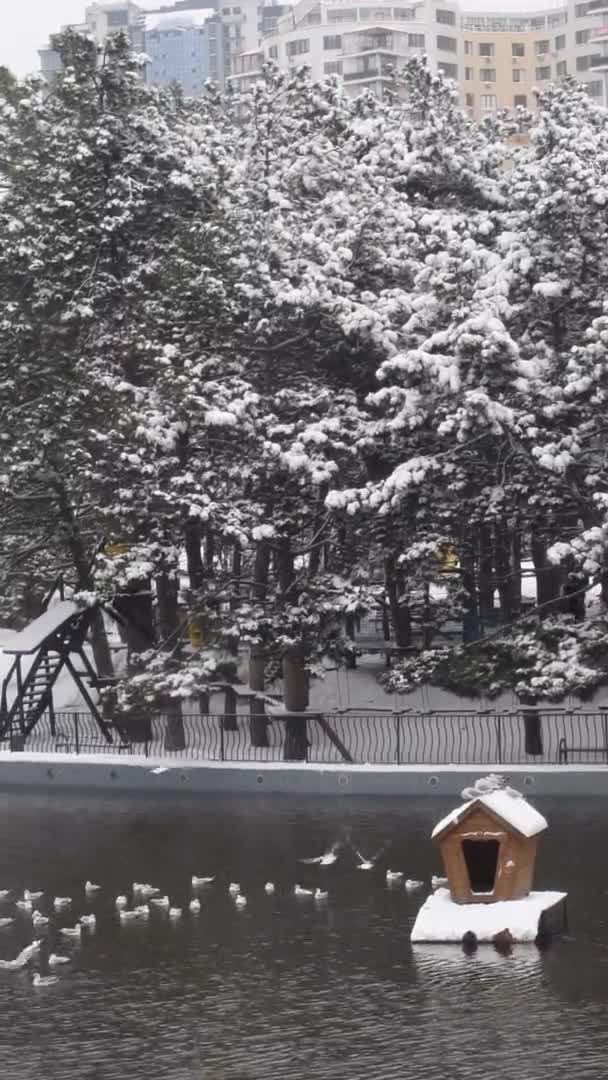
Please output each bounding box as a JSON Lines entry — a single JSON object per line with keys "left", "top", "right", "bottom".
{"left": 0, "top": 940, "right": 41, "bottom": 970}
{"left": 33, "top": 973, "right": 59, "bottom": 987}
{"left": 32, "top": 911, "right": 49, "bottom": 926}
{"left": 314, "top": 888, "right": 328, "bottom": 901}
{"left": 115, "top": 895, "right": 128, "bottom": 909}
{"left": 189, "top": 899, "right": 201, "bottom": 914}
{"left": 133, "top": 904, "right": 150, "bottom": 918}
{"left": 16, "top": 899, "right": 33, "bottom": 912}
{"left": 0, "top": 918, "right": 14, "bottom": 928}
{"left": 132, "top": 883, "right": 159, "bottom": 899}
{"left": 85, "top": 881, "right": 101, "bottom": 894}
{"left": 354, "top": 847, "right": 384, "bottom": 871}
{"left": 300, "top": 840, "right": 342, "bottom": 866}
{"left": 405, "top": 879, "right": 424, "bottom": 891}
{"left": 294, "top": 884, "right": 314, "bottom": 897}
{"left": 79, "top": 914, "right": 96, "bottom": 928}
{"left": 0, "top": 890, "right": 11, "bottom": 900}
{"left": 53, "top": 897, "right": 72, "bottom": 909}
{"left": 119, "top": 910, "right": 139, "bottom": 921}
{"left": 228, "top": 883, "right": 240, "bottom": 895}
{"left": 59, "top": 926, "right": 82, "bottom": 939}
{"left": 191, "top": 875, "right": 215, "bottom": 887}
{"left": 235, "top": 895, "right": 247, "bottom": 908}
{"left": 386, "top": 870, "right": 404, "bottom": 882}
{"left": 24, "top": 889, "right": 43, "bottom": 902}
{"left": 150, "top": 895, "right": 170, "bottom": 909}
{"left": 48, "top": 953, "right": 71, "bottom": 966}
{"left": 264, "top": 883, "right": 275, "bottom": 895}
{"left": 168, "top": 907, "right": 182, "bottom": 919}
{"left": 431, "top": 875, "right": 448, "bottom": 890}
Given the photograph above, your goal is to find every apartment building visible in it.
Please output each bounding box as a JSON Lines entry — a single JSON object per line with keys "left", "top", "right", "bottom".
{"left": 145, "top": 9, "right": 226, "bottom": 92}
{"left": 229, "top": 0, "right": 608, "bottom": 111}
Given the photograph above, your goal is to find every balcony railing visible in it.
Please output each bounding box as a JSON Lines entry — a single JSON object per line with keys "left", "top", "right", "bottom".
{"left": 590, "top": 53, "right": 608, "bottom": 68}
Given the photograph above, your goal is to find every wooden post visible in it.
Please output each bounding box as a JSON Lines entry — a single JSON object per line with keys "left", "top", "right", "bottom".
{"left": 223, "top": 685, "right": 237, "bottom": 732}
{"left": 249, "top": 647, "right": 268, "bottom": 748}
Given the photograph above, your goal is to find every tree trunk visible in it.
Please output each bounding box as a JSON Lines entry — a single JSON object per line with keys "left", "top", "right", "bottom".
{"left": 460, "top": 539, "right": 480, "bottom": 642}
{"left": 531, "top": 535, "right": 561, "bottom": 612}
{"left": 231, "top": 543, "right": 242, "bottom": 610}
{"left": 494, "top": 521, "right": 514, "bottom": 623}
{"left": 223, "top": 685, "right": 237, "bottom": 732}
{"left": 204, "top": 526, "right": 215, "bottom": 576}
{"left": 282, "top": 645, "right": 308, "bottom": 711}
{"left": 156, "top": 571, "right": 186, "bottom": 753}
{"left": 478, "top": 524, "right": 494, "bottom": 627}
{"left": 248, "top": 646, "right": 268, "bottom": 747}
{"left": 385, "top": 560, "right": 411, "bottom": 648}
{"left": 511, "top": 530, "right": 522, "bottom": 618}
{"left": 184, "top": 520, "right": 204, "bottom": 593}
{"left": 113, "top": 583, "right": 154, "bottom": 673}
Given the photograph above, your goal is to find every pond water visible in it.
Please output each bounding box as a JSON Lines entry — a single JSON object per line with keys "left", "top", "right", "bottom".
{"left": 0, "top": 791, "right": 606, "bottom": 1080}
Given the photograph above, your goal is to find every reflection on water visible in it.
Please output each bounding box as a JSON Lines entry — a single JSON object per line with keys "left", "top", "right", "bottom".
{"left": 0, "top": 792, "right": 606, "bottom": 1079}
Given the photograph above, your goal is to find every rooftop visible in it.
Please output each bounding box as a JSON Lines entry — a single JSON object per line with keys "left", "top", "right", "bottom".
{"left": 431, "top": 787, "right": 548, "bottom": 841}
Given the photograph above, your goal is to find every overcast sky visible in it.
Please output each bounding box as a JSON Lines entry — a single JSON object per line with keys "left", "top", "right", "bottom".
{"left": 2, "top": 0, "right": 561, "bottom": 79}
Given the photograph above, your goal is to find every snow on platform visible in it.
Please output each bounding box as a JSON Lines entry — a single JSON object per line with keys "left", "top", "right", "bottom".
{"left": 2, "top": 601, "right": 81, "bottom": 655}
{"left": 410, "top": 887, "right": 567, "bottom": 943}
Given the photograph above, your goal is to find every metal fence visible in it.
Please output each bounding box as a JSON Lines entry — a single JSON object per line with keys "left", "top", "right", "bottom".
{"left": 3, "top": 708, "right": 608, "bottom": 766}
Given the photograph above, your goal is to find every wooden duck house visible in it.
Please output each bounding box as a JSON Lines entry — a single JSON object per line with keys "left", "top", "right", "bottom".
{"left": 431, "top": 787, "right": 548, "bottom": 905}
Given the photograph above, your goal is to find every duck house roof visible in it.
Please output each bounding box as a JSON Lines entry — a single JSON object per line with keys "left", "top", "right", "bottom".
{"left": 431, "top": 788, "right": 548, "bottom": 841}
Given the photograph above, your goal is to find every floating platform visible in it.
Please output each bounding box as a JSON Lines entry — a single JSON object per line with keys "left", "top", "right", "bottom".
{"left": 411, "top": 888, "right": 567, "bottom": 944}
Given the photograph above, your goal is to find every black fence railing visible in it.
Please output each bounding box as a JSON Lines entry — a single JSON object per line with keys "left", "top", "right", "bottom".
{"left": 3, "top": 708, "right": 608, "bottom": 766}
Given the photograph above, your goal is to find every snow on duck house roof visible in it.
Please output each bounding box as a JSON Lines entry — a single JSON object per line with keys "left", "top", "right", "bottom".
{"left": 431, "top": 788, "right": 548, "bottom": 841}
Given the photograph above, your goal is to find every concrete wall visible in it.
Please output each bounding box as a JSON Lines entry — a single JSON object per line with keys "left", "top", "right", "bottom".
{"left": 2, "top": 752, "right": 608, "bottom": 796}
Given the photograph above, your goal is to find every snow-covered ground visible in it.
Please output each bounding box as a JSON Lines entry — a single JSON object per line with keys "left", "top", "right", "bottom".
{"left": 410, "top": 888, "right": 567, "bottom": 943}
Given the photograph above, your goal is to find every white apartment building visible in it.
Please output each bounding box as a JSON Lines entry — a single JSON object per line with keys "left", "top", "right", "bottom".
{"left": 228, "top": 0, "right": 608, "bottom": 111}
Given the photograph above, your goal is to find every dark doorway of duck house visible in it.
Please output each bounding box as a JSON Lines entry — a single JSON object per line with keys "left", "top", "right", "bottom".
{"left": 462, "top": 839, "right": 499, "bottom": 893}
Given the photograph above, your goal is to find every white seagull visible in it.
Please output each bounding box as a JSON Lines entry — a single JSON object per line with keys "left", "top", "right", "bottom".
{"left": 59, "top": 926, "right": 82, "bottom": 939}
{"left": 119, "top": 910, "right": 139, "bottom": 922}
{"left": 431, "top": 875, "right": 448, "bottom": 890}
{"left": 294, "top": 884, "right": 314, "bottom": 897}
{"left": 132, "top": 883, "right": 159, "bottom": 899}
{"left": 24, "top": 889, "right": 43, "bottom": 902}
{"left": 189, "top": 899, "right": 201, "bottom": 913}
{"left": 150, "top": 895, "right": 170, "bottom": 909}
{"left": 300, "top": 840, "right": 342, "bottom": 866}
{"left": 115, "top": 895, "right": 128, "bottom": 909}
{"left": 228, "top": 883, "right": 240, "bottom": 895}
{"left": 33, "top": 973, "right": 59, "bottom": 987}
{"left": 405, "top": 879, "right": 424, "bottom": 891}
{"left": 191, "top": 875, "right": 215, "bottom": 887}
{"left": 133, "top": 904, "right": 150, "bottom": 918}
{"left": 354, "top": 848, "right": 384, "bottom": 871}
{"left": 168, "top": 907, "right": 182, "bottom": 919}
{"left": 0, "top": 940, "right": 41, "bottom": 970}
{"left": 48, "top": 953, "right": 71, "bottom": 966}
{"left": 79, "top": 914, "right": 96, "bottom": 928}
{"left": 385, "top": 870, "right": 404, "bottom": 882}
{"left": 264, "top": 883, "right": 275, "bottom": 895}
{"left": 0, "top": 918, "right": 14, "bottom": 928}
{"left": 0, "top": 890, "right": 11, "bottom": 900}
{"left": 32, "top": 911, "right": 49, "bottom": 926}
{"left": 85, "top": 881, "right": 101, "bottom": 894}
{"left": 235, "top": 895, "right": 247, "bottom": 908}
{"left": 53, "top": 897, "right": 72, "bottom": 910}
{"left": 314, "top": 888, "right": 328, "bottom": 901}
{"left": 16, "top": 899, "right": 33, "bottom": 913}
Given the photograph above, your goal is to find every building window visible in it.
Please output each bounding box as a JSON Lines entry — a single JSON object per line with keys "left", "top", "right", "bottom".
{"left": 535, "top": 40, "right": 550, "bottom": 54}
{"left": 478, "top": 42, "right": 495, "bottom": 57}
{"left": 465, "top": 92, "right": 474, "bottom": 107}
{"left": 465, "top": 66, "right": 473, "bottom": 80}
{"left": 576, "top": 54, "right": 591, "bottom": 70}
{"left": 328, "top": 7, "right": 357, "bottom": 20}
{"left": 586, "top": 79, "right": 603, "bottom": 97}
{"left": 324, "top": 59, "right": 343, "bottom": 73}
{"left": 576, "top": 29, "right": 591, "bottom": 44}
{"left": 480, "top": 93, "right": 497, "bottom": 110}
{"left": 286, "top": 38, "right": 310, "bottom": 56}
{"left": 548, "top": 12, "right": 567, "bottom": 27}
{"left": 438, "top": 61, "right": 457, "bottom": 78}
{"left": 575, "top": 2, "right": 589, "bottom": 14}
{"left": 554, "top": 34, "right": 566, "bottom": 50}
{"left": 437, "top": 35, "right": 457, "bottom": 52}
{"left": 323, "top": 34, "right": 342, "bottom": 48}
{"left": 512, "top": 42, "right": 525, "bottom": 57}
{"left": 512, "top": 69, "right": 526, "bottom": 82}
{"left": 480, "top": 68, "right": 496, "bottom": 82}
{"left": 556, "top": 59, "right": 567, "bottom": 76}
{"left": 268, "top": 44, "right": 278, "bottom": 58}
{"left": 107, "top": 10, "right": 128, "bottom": 27}
{"left": 393, "top": 7, "right": 416, "bottom": 18}
{"left": 408, "top": 33, "right": 425, "bottom": 47}
{"left": 531, "top": 16, "right": 546, "bottom": 29}
{"left": 436, "top": 8, "right": 455, "bottom": 25}
{"left": 535, "top": 65, "right": 551, "bottom": 79}
{"left": 464, "top": 40, "right": 473, "bottom": 55}
{"left": 514, "top": 94, "right": 527, "bottom": 107}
